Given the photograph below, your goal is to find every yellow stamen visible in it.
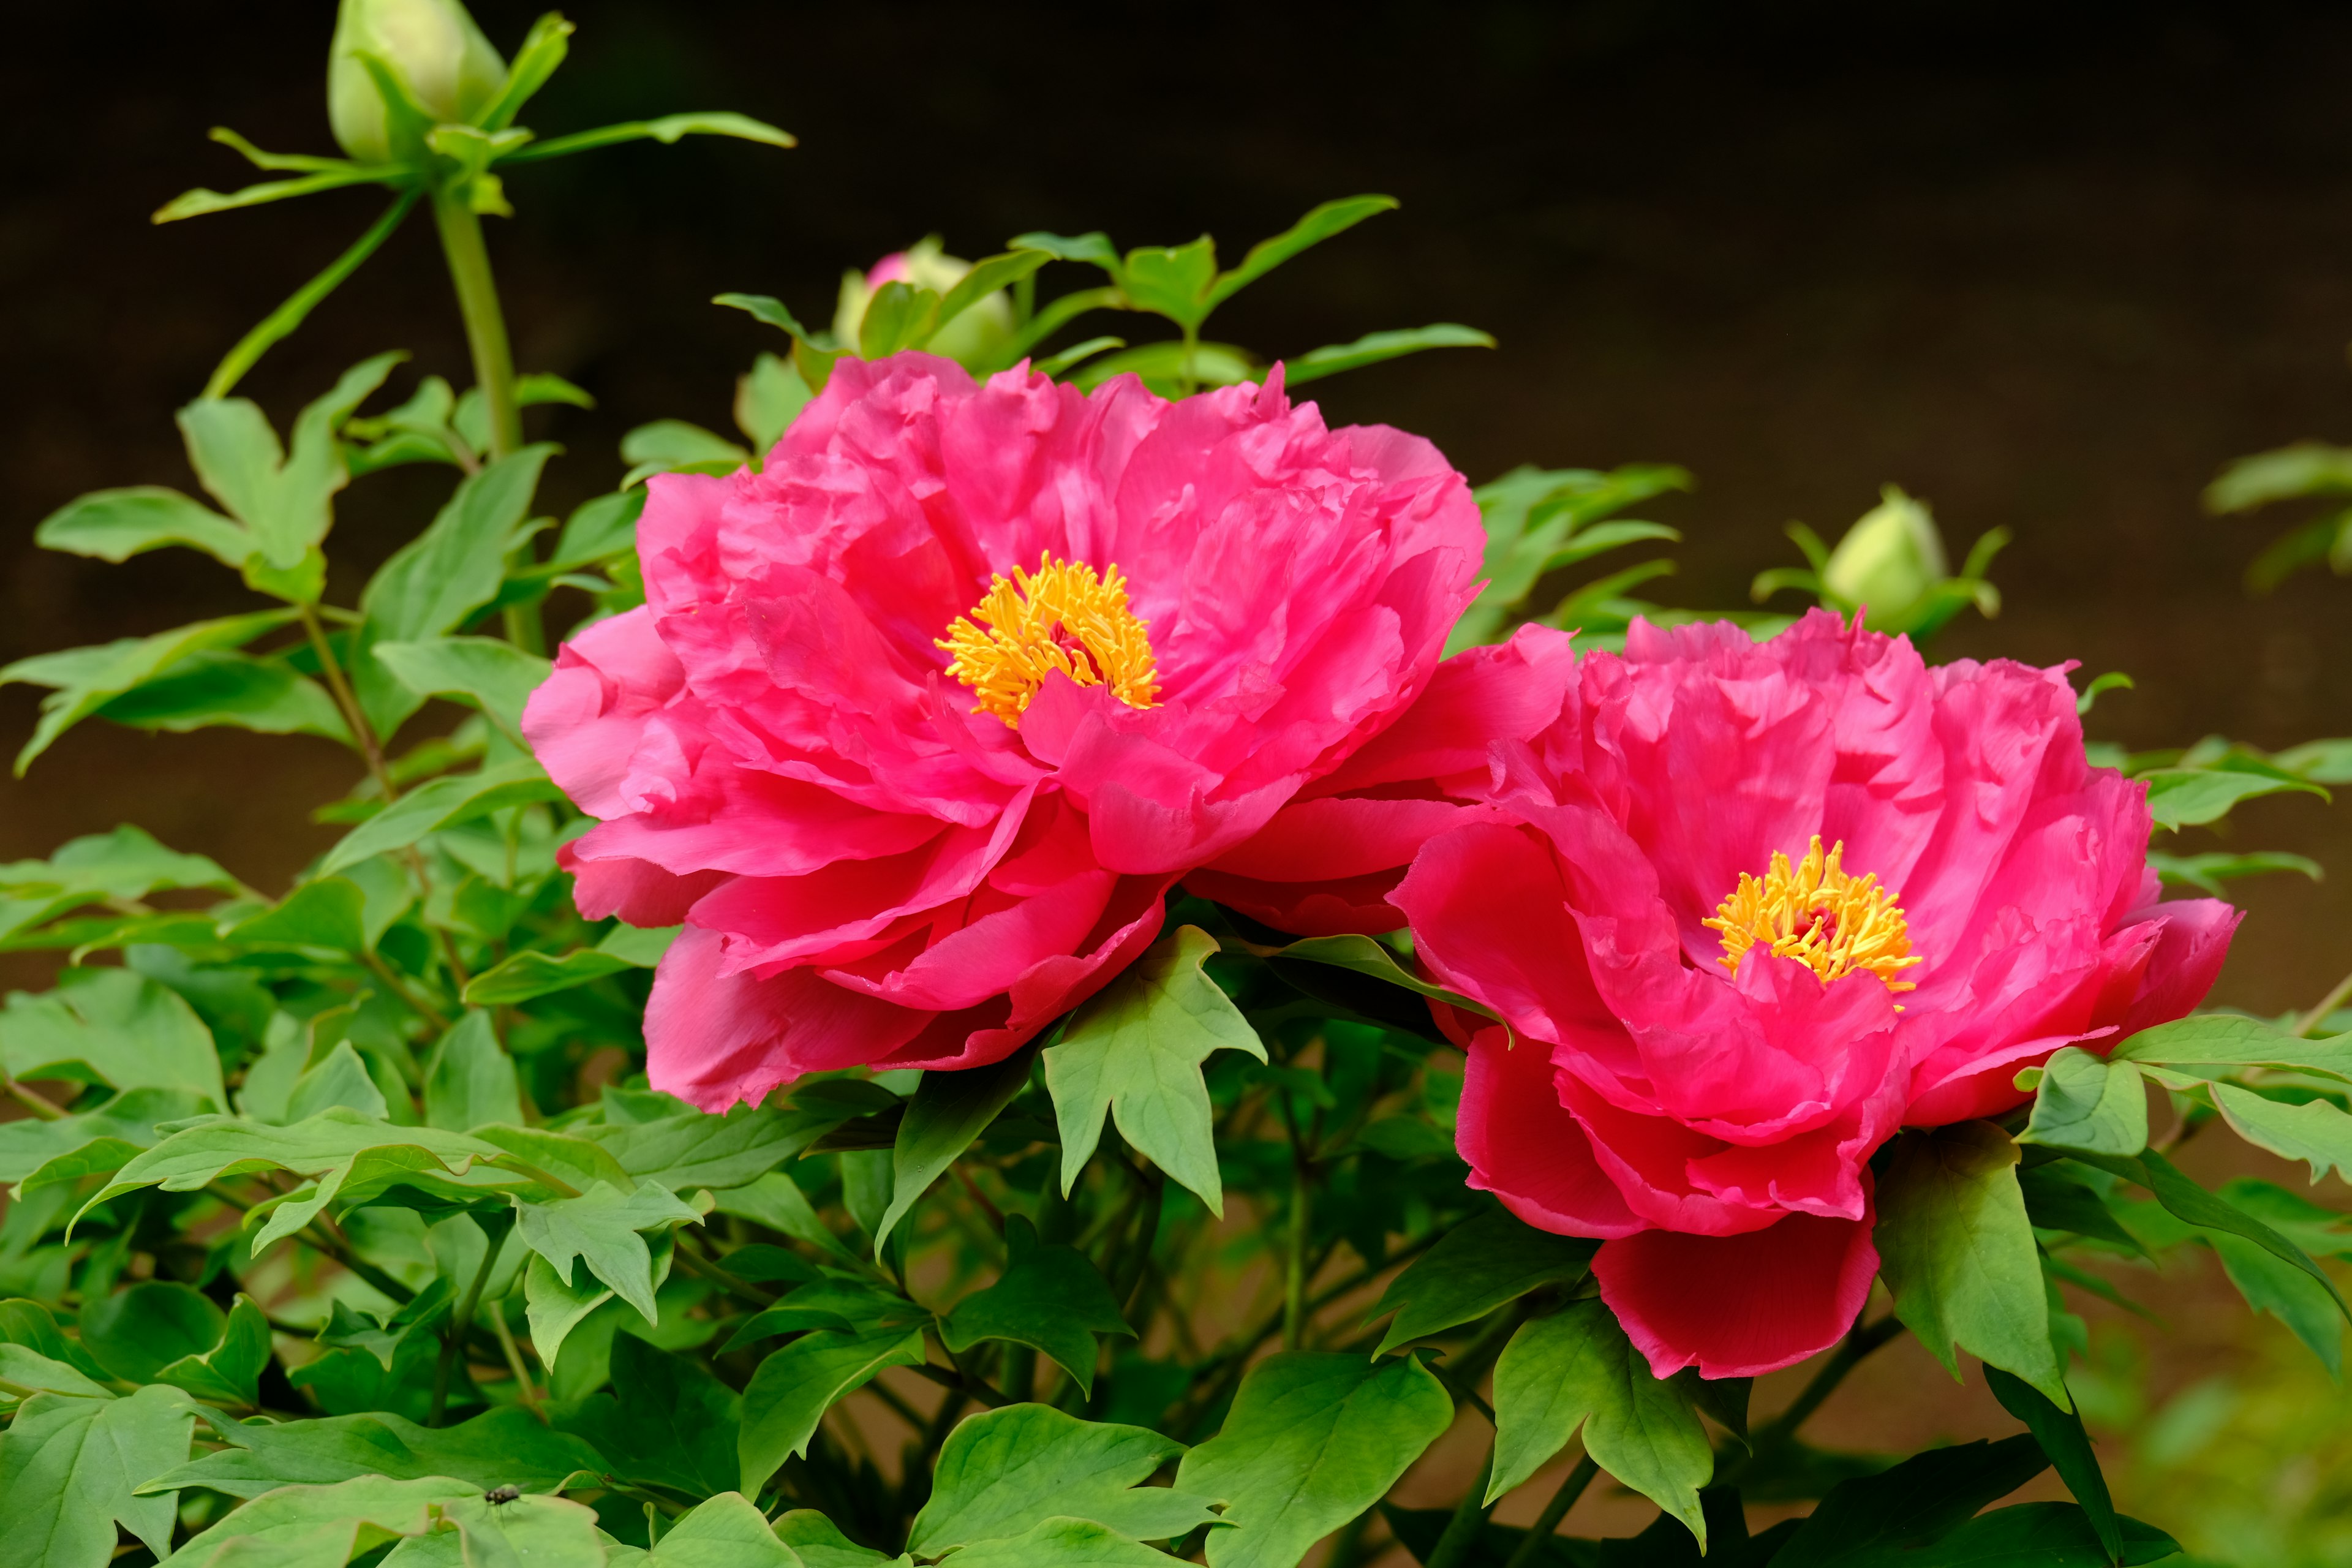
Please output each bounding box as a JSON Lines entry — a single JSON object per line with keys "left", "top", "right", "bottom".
{"left": 1703, "top": 835, "right": 1921, "bottom": 993}
{"left": 937, "top": 551, "right": 1161, "bottom": 726}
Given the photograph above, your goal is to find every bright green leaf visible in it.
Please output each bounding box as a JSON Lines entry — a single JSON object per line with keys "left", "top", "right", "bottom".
{"left": 423, "top": 1011, "right": 523, "bottom": 1133}
{"left": 1175, "top": 1350, "right": 1453, "bottom": 1568}
{"left": 941, "top": 1216, "right": 1133, "bottom": 1395}
{"left": 1485, "top": 1299, "right": 1712, "bottom": 1536}
{"left": 496, "top": 111, "right": 796, "bottom": 165}
{"left": 1874, "top": 1121, "right": 2068, "bottom": 1405}
{"left": 0, "top": 609, "right": 296, "bottom": 772}
{"left": 36, "top": 486, "right": 254, "bottom": 568}
{"left": 2016, "top": 1046, "right": 2149, "bottom": 1156}
{"left": 372, "top": 637, "right": 551, "bottom": 742}
{"left": 1282, "top": 323, "right": 1494, "bottom": 385}
{"left": 1205, "top": 196, "right": 1397, "bottom": 309}
{"left": 513, "top": 1180, "right": 700, "bottom": 1325}
{"left": 1368, "top": 1207, "right": 1595, "bottom": 1357}
{"left": 737, "top": 1325, "right": 927, "bottom": 1492}
{"left": 876, "top": 1045, "right": 1035, "bottom": 1249}
{"left": 0, "top": 967, "right": 226, "bottom": 1109}
{"left": 319, "top": 760, "right": 564, "bottom": 875}
{"left": 140, "top": 1406, "right": 605, "bottom": 1499}
{"left": 0, "top": 1385, "right": 198, "bottom": 1566}
{"left": 1044, "top": 925, "right": 1267, "bottom": 1216}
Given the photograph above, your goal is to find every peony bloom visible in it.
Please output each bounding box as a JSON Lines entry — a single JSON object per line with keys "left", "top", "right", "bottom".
{"left": 1392, "top": 611, "right": 2236, "bottom": 1380}
{"left": 523, "top": 353, "right": 1483, "bottom": 1109}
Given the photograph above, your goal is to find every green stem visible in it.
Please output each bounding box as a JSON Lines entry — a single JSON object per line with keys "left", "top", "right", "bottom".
{"left": 430, "top": 1216, "right": 508, "bottom": 1425}
{"left": 487, "top": 1298, "right": 540, "bottom": 1415}
{"left": 206, "top": 189, "right": 420, "bottom": 399}
{"left": 1501, "top": 1456, "right": 1599, "bottom": 1568}
{"left": 431, "top": 189, "right": 522, "bottom": 459}
{"left": 3, "top": 1074, "right": 66, "bottom": 1120}
{"left": 1425, "top": 1444, "right": 1499, "bottom": 1568}
{"left": 298, "top": 603, "right": 394, "bottom": 797}
{"left": 1281, "top": 1104, "right": 1313, "bottom": 1352}
{"left": 1726, "top": 1314, "right": 1904, "bottom": 1483}
{"left": 429, "top": 187, "right": 544, "bottom": 655}
{"left": 2297, "top": 964, "right": 2352, "bottom": 1037}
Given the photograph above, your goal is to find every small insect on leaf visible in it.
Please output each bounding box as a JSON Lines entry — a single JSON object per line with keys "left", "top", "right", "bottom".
{"left": 484, "top": 1485, "right": 521, "bottom": 1507}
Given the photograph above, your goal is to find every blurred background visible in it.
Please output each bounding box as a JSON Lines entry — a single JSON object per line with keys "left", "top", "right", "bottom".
{"left": 10, "top": 2, "right": 2352, "bottom": 1561}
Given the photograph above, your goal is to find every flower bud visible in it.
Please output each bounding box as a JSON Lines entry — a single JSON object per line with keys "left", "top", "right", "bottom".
{"left": 832, "top": 238, "right": 1017, "bottom": 368}
{"left": 1823, "top": 484, "right": 1947, "bottom": 624}
{"left": 328, "top": 0, "right": 508, "bottom": 163}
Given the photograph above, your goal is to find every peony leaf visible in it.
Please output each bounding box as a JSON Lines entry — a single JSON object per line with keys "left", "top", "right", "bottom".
{"left": 462, "top": 924, "right": 674, "bottom": 1006}
{"left": 221, "top": 876, "right": 369, "bottom": 952}
{"left": 135, "top": 1406, "right": 604, "bottom": 1499}
{"left": 2139, "top": 756, "right": 2328, "bottom": 829}
{"left": 0, "top": 1087, "right": 201, "bottom": 1185}
{"left": 1765, "top": 1436, "right": 2051, "bottom": 1564}
{"left": 496, "top": 110, "right": 796, "bottom": 165}
{"left": 0, "top": 1385, "right": 200, "bottom": 1564}
{"left": 2210, "top": 1227, "right": 2344, "bottom": 1374}
{"left": 422, "top": 1011, "right": 523, "bottom": 1134}
{"left": 1253, "top": 932, "right": 1501, "bottom": 1022}
{"left": 94, "top": 650, "right": 350, "bottom": 745}
{"left": 35, "top": 486, "right": 254, "bottom": 568}
{"left": 1485, "top": 1300, "right": 1712, "bottom": 1534}
{"left": 0, "top": 967, "right": 227, "bottom": 1110}
{"left": 737, "top": 1324, "right": 927, "bottom": 1492}
{"left": 939, "top": 1216, "right": 1133, "bottom": 1395}
{"left": 875, "top": 1044, "right": 1036, "bottom": 1250}
{"left": 553, "top": 1335, "right": 740, "bottom": 1501}
{"left": 318, "top": 760, "right": 565, "bottom": 875}
{"left": 1044, "top": 925, "right": 1266, "bottom": 1216}
{"left": 1983, "top": 1367, "right": 2122, "bottom": 1562}
{"left": 512, "top": 1181, "right": 701, "bottom": 1325}
{"left": 1175, "top": 1351, "right": 1452, "bottom": 1568}
{"left": 2208, "top": 1082, "right": 2352, "bottom": 1185}
{"left": 372, "top": 636, "right": 551, "bottom": 743}
{"left": 2015, "top": 1046, "right": 2148, "bottom": 1156}
{"left": 775, "top": 1510, "right": 907, "bottom": 1566}
{"left": 1205, "top": 195, "right": 1397, "bottom": 310}
{"left": 908, "top": 1403, "right": 1217, "bottom": 1555}
{"left": 941, "top": 1518, "right": 1173, "bottom": 1567}
{"left": 590, "top": 1099, "right": 833, "bottom": 1194}
{"left": 78, "top": 1281, "right": 226, "bottom": 1385}
{"left": 0, "top": 609, "right": 298, "bottom": 773}
{"left": 1281, "top": 323, "right": 1495, "bottom": 386}
{"left": 1874, "top": 1121, "right": 2069, "bottom": 1406}
{"left": 723, "top": 1280, "right": 923, "bottom": 1352}
{"left": 1366, "top": 1207, "right": 1596, "bottom": 1357}
{"left": 626, "top": 1492, "right": 803, "bottom": 1566}
{"left": 2204, "top": 439, "right": 2352, "bottom": 513}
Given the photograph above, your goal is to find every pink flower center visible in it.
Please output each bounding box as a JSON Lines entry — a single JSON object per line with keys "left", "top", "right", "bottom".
{"left": 937, "top": 551, "right": 1163, "bottom": 726}
{"left": 1703, "top": 835, "right": 1921, "bottom": 993}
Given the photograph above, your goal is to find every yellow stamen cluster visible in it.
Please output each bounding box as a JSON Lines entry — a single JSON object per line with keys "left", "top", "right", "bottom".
{"left": 1703, "top": 835, "right": 1921, "bottom": 993}
{"left": 938, "top": 551, "right": 1161, "bottom": 726}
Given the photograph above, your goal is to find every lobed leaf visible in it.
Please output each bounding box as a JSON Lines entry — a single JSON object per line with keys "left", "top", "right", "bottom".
{"left": 910, "top": 1403, "right": 1218, "bottom": 1554}
{"left": 1367, "top": 1206, "right": 1596, "bottom": 1355}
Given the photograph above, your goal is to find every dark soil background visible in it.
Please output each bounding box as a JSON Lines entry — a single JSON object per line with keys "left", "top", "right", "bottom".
{"left": 10, "top": 2, "right": 2352, "bottom": 1553}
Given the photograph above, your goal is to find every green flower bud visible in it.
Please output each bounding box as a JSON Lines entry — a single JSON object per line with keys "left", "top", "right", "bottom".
{"left": 832, "top": 238, "right": 1018, "bottom": 369}
{"left": 328, "top": 0, "right": 508, "bottom": 164}
{"left": 1824, "top": 484, "right": 1947, "bottom": 622}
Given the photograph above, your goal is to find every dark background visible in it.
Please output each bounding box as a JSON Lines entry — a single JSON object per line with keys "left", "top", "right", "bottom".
{"left": 8, "top": 0, "right": 2352, "bottom": 1015}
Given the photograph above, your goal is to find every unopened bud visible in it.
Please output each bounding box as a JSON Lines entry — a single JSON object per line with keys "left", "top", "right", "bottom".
{"left": 1824, "top": 485, "right": 1947, "bottom": 624}
{"left": 328, "top": 0, "right": 508, "bottom": 163}
{"left": 833, "top": 238, "right": 1017, "bottom": 368}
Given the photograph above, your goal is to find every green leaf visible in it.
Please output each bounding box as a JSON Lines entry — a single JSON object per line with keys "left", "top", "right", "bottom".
{"left": 775, "top": 1511, "right": 903, "bottom": 1567}
{"left": 94, "top": 649, "right": 350, "bottom": 745}
{"left": 1981, "top": 1366, "right": 2121, "bottom": 1562}
{"left": 151, "top": 1294, "right": 273, "bottom": 1409}
{"left": 2017, "top": 1162, "right": 2147, "bottom": 1257}
{"left": 138, "top": 1406, "right": 605, "bottom": 1499}
{"left": 0, "top": 825, "right": 236, "bottom": 940}
{"left": 908, "top": 1402, "right": 1218, "bottom": 1553}
{"left": 711, "top": 1172, "right": 856, "bottom": 1262}
{"left": 858, "top": 281, "right": 943, "bottom": 359}
{"left": 0, "top": 609, "right": 296, "bottom": 772}
{"left": 355, "top": 446, "right": 556, "bottom": 735}
{"left": 1368, "top": 1207, "right": 1594, "bottom": 1357}
{"left": 714, "top": 292, "right": 821, "bottom": 341}
{"left": 2016, "top": 1047, "right": 2149, "bottom": 1156}
{"left": 2204, "top": 440, "right": 2352, "bottom": 512}
{"left": 933, "top": 251, "right": 1054, "bottom": 336}
{"left": 1206, "top": 196, "right": 1398, "bottom": 309}
{"left": 496, "top": 111, "right": 797, "bottom": 165}
{"left": 2139, "top": 756, "right": 2329, "bottom": 830}
{"left": 723, "top": 1278, "right": 924, "bottom": 1349}
{"left": 1117, "top": 236, "right": 1219, "bottom": 328}
{"left": 2209, "top": 1080, "right": 2352, "bottom": 1182}
{"left": 1010, "top": 231, "right": 1121, "bottom": 268}
{"left": 940, "top": 1518, "right": 1174, "bottom": 1567}
{"left": 424, "top": 1011, "right": 524, "bottom": 1133}
{"left": 636, "top": 1492, "right": 805, "bottom": 1567}
{"left": 464, "top": 924, "right": 674, "bottom": 1006}
{"left": 36, "top": 486, "right": 254, "bottom": 568}
{"left": 1874, "top": 1122, "right": 2068, "bottom": 1404}
{"left": 1068, "top": 340, "right": 1256, "bottom": 396}
{"left": 1766, "top": 1436, "right": 2051, "bottom": 1566}
{"left": 373, "top": 637, "right": 552, "bottom": 742}
{"left": 2145, "top": 849, "right": 2322, "bottom": 897}
{"left": 737, "top": 1325, "right": 927, "bottom": 1491}
{"left": 560, "top": 1334, "right": 742, "bottom": 1499}
{"left": 941, "top": 1216, "right": 1133, "bottom": 1394}
{"left": 620, "top": 418, "right": 750, "bottom": 478}
{"left": 2083, "top": 1147, "right": 2352, "bottom": 1325}
{"left": 875, "top": 1046, "right": 1035, "bottom": 1248}
{"left": 77, "top": 1280, "right": 223, "bottom": 1383}
{"left": 0, "top": 967, "right": 227, "bottom": 1109}
{"left": 592, "top": 1099, "right": 831, "bottom": 1193}
{"left": 2211, "top": 1228, "right": 2343, "bottom": 1373}
{"left": 1044, "top": 925, "right": 1267, "bottom": 1216}
{"left": 285, "top": 1041, "right": 392, "bottom": 1122}
{"left": 0, "top": 1344, "right": 113, "bottom": 1398}
{"left": 514, "top": 1182, "right": 701, "bottom": 1325}
{"left": 1885, "top": 1504, "right": 2182, "bottom": 1566}
{"left": 1485, "top": 1299, "right": 1713, "bottom": 1536}
{"left": 1281, "top": 324, "right": 1495, "bottom": 385}
{"left": 397, "top": 1490, "right": 607, "bottom": 1568}
{"left": 1174, "top": 1350, "right": 1453, "bottom": 1568}
{"left": 736, "top": 352, "right": 813, "bottom": 451}
{"left": 2111, "top": 1012, "right": 2352, "bottom": 1081}
{"left": 167, "top": 1475, "right": 477, "bottom": 1566}
{"left": 1255, "top": 932, "right": 1501, "bottom": 1021}
{"left": 0, "top": 1386, "right": 198, "bottom": 1564}
{"left": 0, "top": 1087, "right": 199, "bottom": 1183}
{"left": 320, "top": 760, "right": 564, "bottom": 874}
{"left": 225, "top": 876, "right": 369, "bottom": 952}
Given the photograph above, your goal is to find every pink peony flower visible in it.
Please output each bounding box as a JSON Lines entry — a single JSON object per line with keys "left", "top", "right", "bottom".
{"left": 523, "top": 353, "right": 1483, "bottom": 1109}
{"left": 1392, "top": 611, "right": 2236, "bottom": 1380}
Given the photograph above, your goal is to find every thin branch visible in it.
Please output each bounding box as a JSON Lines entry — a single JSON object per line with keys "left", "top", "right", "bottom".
{"left": 2297, "top": 965, "right": 2352, "bottom": 1038}
{"left": 1501, "top": 1455, "right": 1600, "bottom": 1568}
